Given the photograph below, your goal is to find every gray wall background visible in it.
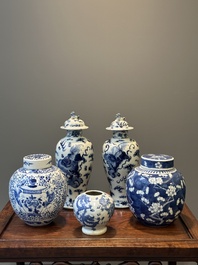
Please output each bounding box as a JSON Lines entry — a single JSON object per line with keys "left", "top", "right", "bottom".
{"left": 0, "top": 0, "right": 197, "bottom": 226}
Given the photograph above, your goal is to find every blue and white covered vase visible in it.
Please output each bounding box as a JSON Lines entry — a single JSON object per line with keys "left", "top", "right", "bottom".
{"left": 126, "top": 154, "right": 186, "bottom": 226}
{"left": 102, "top": 113, "right": 140, "bottom": 208}
{"left": 73, "top": 190, "right": 115, "bottom": 235}
{"left": 55, "top": 112, "right": 94, "bottom": 209}
{"left": 9, "top": 154, "right": 67, "bottom": 226}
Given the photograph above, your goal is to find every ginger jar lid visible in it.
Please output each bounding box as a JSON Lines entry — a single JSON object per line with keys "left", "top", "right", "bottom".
{"left": 60, "top": 111, "right": 88, "bottom": 130}
{"left": 23, "top": 154, "right": 52, "bottom": 170}
{"left": 141, "top": 154, "right": 174, "bottom": 169}
{"left": 106, "top": 113, "right": 134, "bottom": 131}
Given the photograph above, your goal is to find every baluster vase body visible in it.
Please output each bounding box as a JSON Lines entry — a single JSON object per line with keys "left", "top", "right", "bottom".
{"left": 102, "top": 114, "right": 140, "bottom": 208}
{"left": 55, "top": 112, "right": 94, "bottom": 209}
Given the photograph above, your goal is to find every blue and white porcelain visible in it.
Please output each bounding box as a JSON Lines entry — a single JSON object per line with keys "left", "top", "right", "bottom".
{"left": 9, "top": 154, "right": 67, "bottom": 226}
{"left": 55, "top": 112, "right": 94, "bottom": 209}
{"left": 126, "top": 154, "right": 186, "bottom": 226}
{"left": 102, "top": 113, "right": 140, "bottom": 208}
{"left": 73, "top": 190, "right": 115, "bottom": 235}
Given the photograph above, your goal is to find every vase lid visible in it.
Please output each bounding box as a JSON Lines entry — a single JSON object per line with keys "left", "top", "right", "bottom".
{"left": 141, "top": 154, "right": 174, "bottom": 169}
{"left": 60, "top": 111, "right": 88, "bottom": 130}
{"left": 23, "top": 154, "right": 52, "bottom": 170}
{"left": 106, "top": 113, "right": 134, "bottom": 131}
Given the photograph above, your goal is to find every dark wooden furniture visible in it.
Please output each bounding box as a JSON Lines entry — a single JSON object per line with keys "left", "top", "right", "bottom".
{"left": 0, "top": 201, "right": 197, "bottom": 265}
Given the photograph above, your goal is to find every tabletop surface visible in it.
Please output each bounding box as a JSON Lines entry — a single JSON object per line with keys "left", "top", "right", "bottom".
{"left": 0, "top": 202, "right": 197, "bottom": 263}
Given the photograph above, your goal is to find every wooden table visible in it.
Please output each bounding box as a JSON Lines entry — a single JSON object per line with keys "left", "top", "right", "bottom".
{"left": 0, "top": 202, "right": 197, "bottom": 265}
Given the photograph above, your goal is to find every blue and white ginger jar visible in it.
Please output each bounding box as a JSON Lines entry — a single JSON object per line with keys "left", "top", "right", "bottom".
{"left": 102, "top": 113, "right": 140, "bottom": 208}
{"left": 73, "top": 190, "right": 115, "bottom": 235}
{"left": 9, "top": 154, "right": 67, "bottom": 226}
{"left": 126, "top": 154, "right": 186, "bottom": 226}
{"left": 55, "top": 112, "right": 94, "bottom": 209}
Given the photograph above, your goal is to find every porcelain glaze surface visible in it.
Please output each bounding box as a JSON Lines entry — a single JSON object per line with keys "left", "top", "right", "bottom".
{"left": 9, "top": 154, "right": 67, "bottom": 226}
{"left": 126, "top": 154, "right": 186, "bottom": 226}
{"left": 73, "top": 190, "right": 115, "bottom": 235}
{"left": 102, "top": 114, "right": 140, "bottom": 208}
{"left": 55, "top": 112, "right": 94, "bottom": 209}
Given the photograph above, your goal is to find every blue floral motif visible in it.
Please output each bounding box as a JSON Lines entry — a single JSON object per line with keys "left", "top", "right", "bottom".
{"left": 141, "top": 154, "right": 174, "bottom": 169}
{"left": 23, "top": 195, "right": 43, "bottom": 214}
{"left": 9, "top": 164, "right": 67, "bottom": 226}
{"left": 126, "top": 166, "right": 186, "bottom": 226}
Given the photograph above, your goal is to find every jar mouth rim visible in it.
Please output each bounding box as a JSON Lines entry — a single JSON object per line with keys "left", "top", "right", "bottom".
{"left": 106, "top": 127, "right": 134, "bottom": 131}
{"left": 85, "top": 190, "right": 103, "bottom": 196}
{"left": 141, "top": 154, "right": 174, "bottom": 162}
{"left": 140, "top": 165, "right": 175, "bottom": 171}
{"left": 60, "top": 126, "right": 88, "bottom": 130}
{"left": 24, "top": 154, "right": 51, "bottom": 161}
{"left": 23, "top": 154, "right": 52, "bottom": 170}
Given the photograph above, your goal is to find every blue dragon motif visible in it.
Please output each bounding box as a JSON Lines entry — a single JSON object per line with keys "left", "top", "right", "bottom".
{"left": 58, "top": 146, "right": 86, "bottom": 188}
{"left": 75, "top": 195, "right": 99, "bottom": 228}
{"left": 103, "top": 146, "right": 130, "bottom": 178}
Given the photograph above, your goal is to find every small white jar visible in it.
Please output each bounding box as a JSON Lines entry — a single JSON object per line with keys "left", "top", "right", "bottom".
{"left": 73, "top": 190, "right": 115, "bottom": 235}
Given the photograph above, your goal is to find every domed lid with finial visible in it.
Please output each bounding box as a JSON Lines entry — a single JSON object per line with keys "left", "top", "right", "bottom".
{"left": 106, "top": 113, "right": 134, "bottom": 131}
{"left": 60, "top": 111, "right": 89, "bottom": 130}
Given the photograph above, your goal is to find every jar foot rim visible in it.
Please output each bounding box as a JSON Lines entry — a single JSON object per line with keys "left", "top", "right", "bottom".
{"left": 82, "top": 226, "right": 107, "bottom": 235}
